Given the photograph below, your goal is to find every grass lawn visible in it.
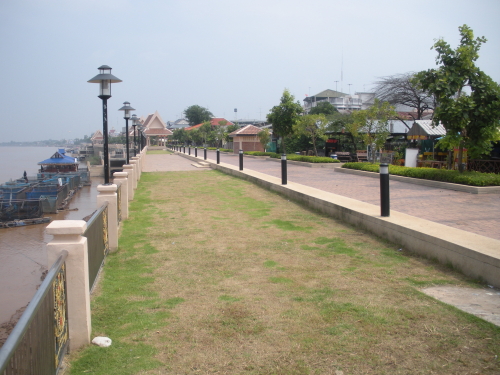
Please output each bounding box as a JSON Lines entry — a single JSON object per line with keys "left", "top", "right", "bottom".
{"left": 67, "top": 170, "right": 500, "bottom": 374}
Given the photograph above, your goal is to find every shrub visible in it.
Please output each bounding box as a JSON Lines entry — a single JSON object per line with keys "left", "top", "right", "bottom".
{"left": 270, "top": 154, "right": 340, "bottom": 163}
{"left": 342, "top": 162, "right": 500, "bottom": 186}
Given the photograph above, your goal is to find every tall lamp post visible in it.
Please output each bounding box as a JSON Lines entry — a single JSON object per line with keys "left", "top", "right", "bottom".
{"left": 118, "top": 102, "right": 135, "bottom": 164}
{"left": 88, "top": 65, "right": 122, "bottom": 184}
{"left": 131, "top": 114, "right": 138, "bottom": 157}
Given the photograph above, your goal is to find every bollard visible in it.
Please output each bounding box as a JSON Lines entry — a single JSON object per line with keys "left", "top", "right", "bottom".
{"left": 195, "top": 147, "right": 197, "bottom": 157}
{"left": 217, "top": 148, "right": 220, "bottom": 164}
{"left": 239, "top": 149, "right": 243, "bottom": 170}
{"left": 183, "top": 146, "right": 186, "bottom": 153}
{"left": 188, "top": 146, "right": 191, "bottom": 155}
{"left": 281, "top": 154, "right": 287, "bottom": 185}
{"left": 380, "top": 163, "right": 390, "bottom": 217}
{"left": 204, "top": 147, "right": 207, "bottom": 160}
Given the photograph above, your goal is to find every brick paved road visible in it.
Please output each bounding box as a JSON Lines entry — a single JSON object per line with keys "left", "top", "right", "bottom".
{"left": 148, "top": 151, "right": 500, "bottom": 241}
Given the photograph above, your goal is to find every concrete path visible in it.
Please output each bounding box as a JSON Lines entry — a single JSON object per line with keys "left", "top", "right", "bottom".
{"left": 148, "top": 151, "right": 500, "bottom": 241}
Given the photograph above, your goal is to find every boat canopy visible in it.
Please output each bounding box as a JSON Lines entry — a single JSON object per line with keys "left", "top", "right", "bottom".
{"left": 38, "top": 149, "right": 78, "bottom": 166}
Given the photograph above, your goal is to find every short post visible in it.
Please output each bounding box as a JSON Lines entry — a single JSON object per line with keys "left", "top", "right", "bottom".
{"left": 183, "top": 145, "right": 186, "bottom": 153}
{"left": 129, "top": 160, "right": 138, "bottom": 189}
{"left": 46, "top": 220, "right": 90, "bottom": 351}
{"left": 113, "top": 172, "right": 129, "bottom": 220}
{"left": 204, "top": 147, "right": 207, "bottom": 160}
{"left": 188, "top": 146, "right": 191, "bottom": 155}
{"left": 97, "top": 184, "right": 119, "bottom": 250}
{"left": 239, "top": 149, "right": 243, "bottom": 171}
{"left": 122, "top": 165, "right": 135, "bottom": 200}
{"left": 380, "top": 163, "right": 390, "bottom": 217}
{"left": 281, "top": 153, "right": 287, "bottom": 185}
{"left": 216, "top": 148, "right": 220, "bottom": 164}
{"left": 195, "top": 147, "right": 198, "bottom": 157}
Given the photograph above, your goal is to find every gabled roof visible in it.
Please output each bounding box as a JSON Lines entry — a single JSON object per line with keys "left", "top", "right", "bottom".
{"left": 91, "top": 130, "right": 103, "bottom": 140}
{"left": 143, "top": 111, "right": 167, "bottom": 130}
{"left": 185, "top": 118, "right": 234, "bottom": 131}
{"left": 228, "top": 124, "right": 262, "bottom": 136}
{"left": 407, "top": 120, "right": 446, "bottom": 140}
{"left": 38, "top": 149, "right": 78, "bottom": 165}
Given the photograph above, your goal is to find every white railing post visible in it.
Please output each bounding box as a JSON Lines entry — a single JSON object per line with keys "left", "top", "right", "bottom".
{"left": 122, "top": 165, "right": 135, "bottom": 200}
{"left": 113, "top": 172, "right": 129, "bottom": 220}
{"left": 96, "top": 184, "right": 118, "bottom": 251}
{"left": 129, "top": 159, "right": 138, "bottom": 189}
{"left": 131, "top": 156, "right": 141, "bottom": 179}
{"left": 46, "top": 220, "right": 90, "bottom": 351}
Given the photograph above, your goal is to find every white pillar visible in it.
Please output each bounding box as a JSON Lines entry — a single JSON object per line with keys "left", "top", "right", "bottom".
{"left": 129, "top": 160, "right": 138, "bottom": 189}
{"left": 122, "top": 165, "right": 135, "bottom": 200}
{"left": 113, "top": 172, "right": 129, "bottom": 220}
{"left": 46, "top": 220, "right": 90, "bottom": 351}
{"left": 96, "top": 184, "right": 118, "bottom": 251}
{"left": 131, "top": 156, "right": 141, "bottom": 179}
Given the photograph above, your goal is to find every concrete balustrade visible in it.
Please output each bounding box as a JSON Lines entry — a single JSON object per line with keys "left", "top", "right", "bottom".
{"left": 96, "top": 184, "right": 118, "bottom": 251}
{"left": 113, "top": 172, "right": 129, "bottom": 220}
{"left": 46, "top": 220, "right": 90, "bottom": 351}
{"left": 129, "top": 160, "right": 138, "bottom": 189}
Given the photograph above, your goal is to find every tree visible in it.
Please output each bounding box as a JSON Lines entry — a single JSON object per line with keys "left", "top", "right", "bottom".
{"left": 184, "top": 105, "right": 214, "bottom": 125}
{"left": 349, "top": 99, "right": 397, "bottom": 157}
{"left": 295, "top": 114, "right": 328, "bottom": 156}
{"left": 414, "top": 25, "right": 500, "bottom": 170}
{"left": 266, "top": 89, "right": 303, "bottom": 154}
{"left": 199, "top": 121, "right": 212, "bottom": 145}
{"left": 257, "top": 128, "right": 271, "bottom": 151}
{"left": 374, "top": 72, "right": 435, "bottom": 128}
{"left": 189, "top": 128, "right": 202, "bottom": 146}
{"left": 172, "top": 128, "right": 188, "bottom": 144}
{"left": 308, "top": 101, "right": 338, "bottom": 116}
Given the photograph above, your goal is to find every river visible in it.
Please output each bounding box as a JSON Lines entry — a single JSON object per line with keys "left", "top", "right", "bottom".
{"left": 0, "top": 146, "right": 100, "bottom": 340}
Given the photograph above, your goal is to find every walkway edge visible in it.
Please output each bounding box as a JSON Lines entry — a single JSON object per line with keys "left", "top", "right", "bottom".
{"left": 176, "top": 151, "right": 500, "bottom": 288}
{"left": 335, "top": 167, "right": 500, "bottom": 194}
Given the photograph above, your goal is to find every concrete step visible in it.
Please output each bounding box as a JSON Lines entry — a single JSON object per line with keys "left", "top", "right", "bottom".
{"left": 191, "top": 162, "right": 211, "bottom": 168}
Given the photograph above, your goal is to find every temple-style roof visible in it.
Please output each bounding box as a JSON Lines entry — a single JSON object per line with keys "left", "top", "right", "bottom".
{"left": 141, "top": 111, "right": 173, "bottom": 136}
{"left": 38, "top": 149, "right": 78, "bottom": 165}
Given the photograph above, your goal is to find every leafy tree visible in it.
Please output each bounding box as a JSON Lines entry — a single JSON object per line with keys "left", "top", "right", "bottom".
{"left": 295, "top": 114, "right": 328, "bottom": 156}
{"left": 308, "top": 101, "right": 338, "bottom": 116}
{"left": 184, "top": 105, "right": 214, "bottom": 125}
{"left": 199, "top": 121, "right": 212, "bottom": 145}
{"left": 189, "top": 128, "right": 202, "bottom": 146}
{"left": 213, "top": 124, "right": 227, "bottom": 148}
{"left": 374, "top": 72, "right": 435, "bottom": 127}
{"left": 414, "top": 25, "right": 500, "bottom": 169}
{"left": 224, "top": 124, "right": 239, "bottom": 143}
{"left": 257, "top": 128, "right": 271, "bottom": 151}
{"left": 172, "top": 128, "right": 188, "bottom": 144}
{"left": 349, "top": 99, "right": 397, "bottom": 157}
{"left": 266, "top": 89, "right": 303, "bottom": 154}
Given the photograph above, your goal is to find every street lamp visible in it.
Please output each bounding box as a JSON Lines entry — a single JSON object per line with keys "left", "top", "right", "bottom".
{"left": 131, "top": 114, "right": 138, "bottom": 157}
{"left": 88, "top": 65, "right": 122, "bottom": 184}
{"left": 118, "top": 102, "right": 135, "bottom": 164}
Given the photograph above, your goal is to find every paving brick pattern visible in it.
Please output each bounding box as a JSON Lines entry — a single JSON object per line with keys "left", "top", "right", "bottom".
{"left": 148, "top": 151, "right": 500, "bottom": 241}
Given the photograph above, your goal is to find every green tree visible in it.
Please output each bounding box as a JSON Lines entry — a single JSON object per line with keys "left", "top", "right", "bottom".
{"left": 199, "top": 121, "right": 213, "bottom": 145}
{"left": 224, "top": 124, "right": 239, "bottom": 143}
{"left": 308, "top": 101, "right": 338, "bottom": 116}
{"left": 414, "top": 25, "right": 500, "bottom": 170}
{"left": 267, "top": 89, "right": 303, "bottom": 154}
{"left": 349, "top": 99, "right": 397, "bottom": 158}
{"left": 172, "top": 128, "right": 188, "bottom": 144}
{"left": 257, "top": 128, "right": 271, "bottom": 151}
{"left": 295, "top": 114, "right": 328, "bottom": 156}
{"left": 189, "top": 128, "right": 202, "bottom": 146}
{"left": 184, "top": 105, "right": 214, "bottom": 125}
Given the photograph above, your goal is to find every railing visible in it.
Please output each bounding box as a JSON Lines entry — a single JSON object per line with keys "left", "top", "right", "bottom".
{"left": 0, "top": 251, "right": 69, "bottom": 374}
{"left": 468, "top": 159, "right": 500, "bottom": 174}
{"left": 84, "top": 202, "right": 109, "bottom": 292}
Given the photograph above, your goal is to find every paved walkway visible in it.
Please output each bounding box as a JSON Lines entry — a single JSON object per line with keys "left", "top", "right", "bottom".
{"left": 144, "top": 151, "right": 500, "bottom": 241}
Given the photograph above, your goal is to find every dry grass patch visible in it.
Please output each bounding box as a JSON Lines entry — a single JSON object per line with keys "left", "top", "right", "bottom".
{"left": 70, "top": 170, "right": 500, "bottom": 374}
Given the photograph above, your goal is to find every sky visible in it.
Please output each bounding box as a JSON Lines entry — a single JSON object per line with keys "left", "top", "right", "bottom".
{"left": 1, "top": 0, "right": 499, "bottom": 142}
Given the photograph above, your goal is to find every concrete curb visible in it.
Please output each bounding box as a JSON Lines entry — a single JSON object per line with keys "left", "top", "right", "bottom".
{"left": 175, "top": 151, "right": 500, "bottom": 288}
{"left": 335, "top": 167, "right": 500, "bottom": 194}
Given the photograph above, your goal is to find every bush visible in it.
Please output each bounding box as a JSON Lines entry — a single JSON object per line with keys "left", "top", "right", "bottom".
{"left": 342, "top": 162, "right": 500, "bottom": 186}
{"left": 270, "top": 154, "right": 340, "bottom": 163}
{"left": 244, "top": 151, "right": 276, "bottom": 157}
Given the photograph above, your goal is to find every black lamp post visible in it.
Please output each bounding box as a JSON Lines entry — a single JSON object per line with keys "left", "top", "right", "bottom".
{"left": 118, "top": 102, "right": 135, "bottom": 164}
{"left": 88, "top": 65, "right": 122, "bottom": 184}
{"left": 131, "top": 114, "right": 138, "bottom": 157}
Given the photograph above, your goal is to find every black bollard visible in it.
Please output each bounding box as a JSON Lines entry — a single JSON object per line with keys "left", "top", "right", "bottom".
{"left": 217, "top": 148, "right": 220, "bottom": 164}
{"left": 204, "top": 147, "right": 207, "bottom": 160}
{"left": 188, "top": 146, "right": 191, "bottom": 155}
{"left": 281, "top": 153, "right": 287, "bottom": 185}
{"left": 239, "top": 149, "right": 243, "bottom": 170}
{"left": 183, "top": 146, "right": 186, "bottom": 153}
{"left": 380, "top": 163, "right": 390, "bottom": 217}
{"left": 195, "top": 147, "right": 197, "bottom": 157}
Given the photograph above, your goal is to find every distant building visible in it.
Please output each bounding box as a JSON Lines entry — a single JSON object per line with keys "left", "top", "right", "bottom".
{"left": 185, "top": 118, "right": 234, "bottom": 131}
{"left": 303, "top": 89, "right": 376, "bottom": 113}
{"left": 141, "top": 111, "right": 172, "bottom": 146}
{"left": 167, "top": 119, "right": 190, "bottom": 129}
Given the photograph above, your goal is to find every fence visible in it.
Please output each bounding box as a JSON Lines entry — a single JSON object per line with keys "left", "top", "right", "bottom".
{"left": 0, "top": 251, "right": 69, "bottom": 374}
{"left": 84, "top": 202, "right": 109, "bottom": 292}
{"left": 468, "top": 159, "right": 500, "bottom": 174}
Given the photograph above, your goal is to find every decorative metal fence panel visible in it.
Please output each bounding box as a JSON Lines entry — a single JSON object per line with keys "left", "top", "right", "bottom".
{"left": 84, "top": 202, "right": 109, "bottom": 292}
{"left": 0, "top": 251, "right": 69, "bottom": 375}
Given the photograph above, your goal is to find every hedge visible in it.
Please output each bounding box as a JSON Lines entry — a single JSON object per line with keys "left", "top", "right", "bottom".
{"left": 342, "top": 162, "right": 500, "bottom": 186}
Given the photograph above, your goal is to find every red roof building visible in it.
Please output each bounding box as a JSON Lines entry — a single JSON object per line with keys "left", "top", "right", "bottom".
{"left": 228, "top": 125, "right": 266, "bottom": 153}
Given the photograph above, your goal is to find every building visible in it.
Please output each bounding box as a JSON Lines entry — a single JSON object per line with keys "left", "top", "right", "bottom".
{"left": 303, "top": 89, "right": 376, "bottom": 113}
{"left": 140, "top": 111, "right": 172, "bottom": 146}
{"left": 167, "top": 119, "right": 190, "bottom": 129}
{"left": 228, "top": 124, "right": 265, "bottom": 153}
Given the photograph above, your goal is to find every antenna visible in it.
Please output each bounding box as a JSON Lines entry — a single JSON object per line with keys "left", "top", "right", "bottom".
{"left": 348, "top": 84, "right": 353, "bottom": 95}
{"left": 334, "top": 81, "right": 339, "bottom": 92}
{"left": 341, "top": 50, "right": 343, "bottom": 94}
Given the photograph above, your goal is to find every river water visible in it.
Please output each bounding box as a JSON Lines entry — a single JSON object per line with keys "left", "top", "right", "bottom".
{"left": 0, "top": 147, "right": 99, "bottom": 334}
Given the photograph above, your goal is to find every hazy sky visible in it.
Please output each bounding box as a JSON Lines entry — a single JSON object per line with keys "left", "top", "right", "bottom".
{"left": 1, "top": 0, "right": 499, "bottom": 142}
